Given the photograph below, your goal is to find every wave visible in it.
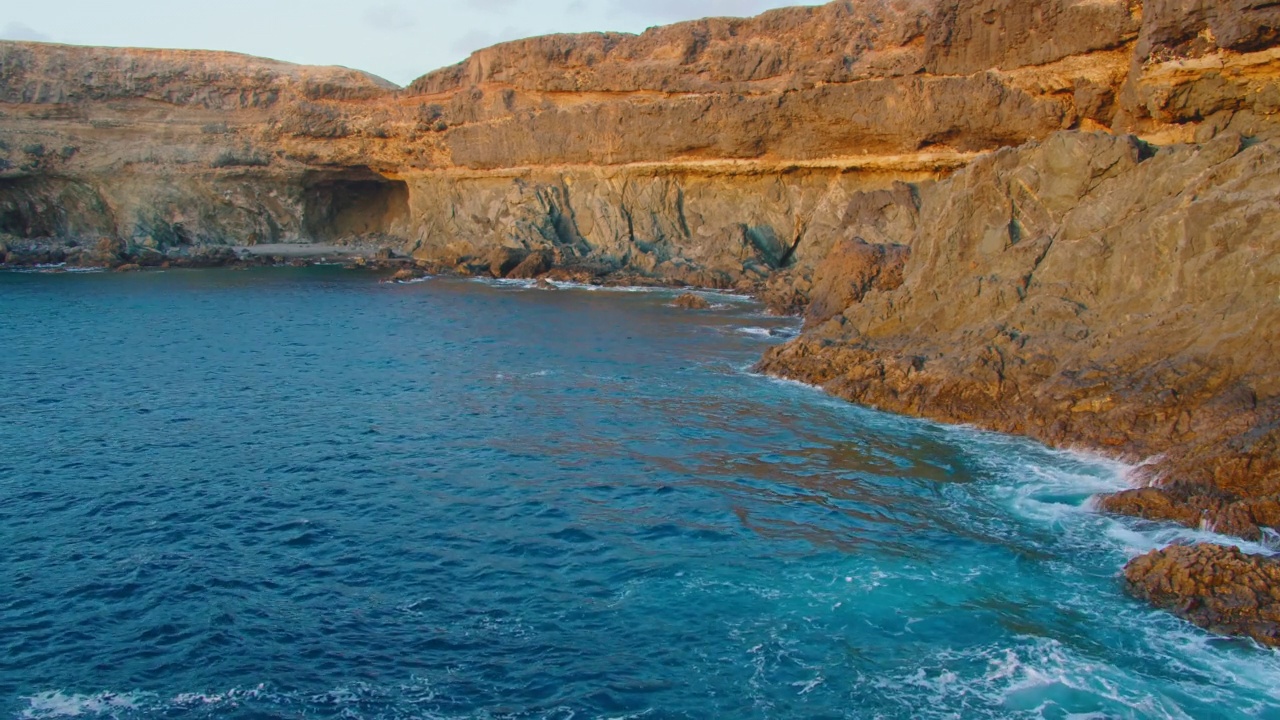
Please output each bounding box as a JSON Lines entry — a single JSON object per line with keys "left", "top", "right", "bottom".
{"left": 20, "top": 691, "right": 147, "bottom": 719}
{"left": 7, "top": 263, "right": 105, "bottom": 274}
{"left": 18, "top": 681, "right": 456, "bottom": 720}
{"left": 872, "top": 636, "right": 1203, "bottom": 719}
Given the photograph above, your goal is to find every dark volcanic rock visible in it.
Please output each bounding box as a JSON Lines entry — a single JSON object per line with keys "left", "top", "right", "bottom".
{"left": 1124, "top": 543, "right": 1280, "bottom": 647}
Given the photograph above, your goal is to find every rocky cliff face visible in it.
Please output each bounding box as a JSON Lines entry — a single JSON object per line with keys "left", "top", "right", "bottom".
{"left": 2, "top": 0, "right": 1280, "bottom": 643}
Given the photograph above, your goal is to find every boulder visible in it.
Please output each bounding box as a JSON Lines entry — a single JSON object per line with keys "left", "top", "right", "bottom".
{"left": 671, "top": 293, "right": 712, "bottom": 310}
{"left": 487, "top": 247, "right": 529, "bottom": 278}
{"left": 391, "top": 267, "right": 425, "bottom": 282}
{"left": 1124, "top": 543, "right": 1280, "bottom": 647}
{"left": 506, "top": 250, "right": 553, "bottom": 279}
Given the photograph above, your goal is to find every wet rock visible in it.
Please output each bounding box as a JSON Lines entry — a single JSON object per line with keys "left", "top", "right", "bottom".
{"left": 543, "top": 266, "right": 602, "bottom": 285}
{"left": 671, "top": 293, "right": 712, "bottom": 310}
{"left": 114, "top": 263, "right": 142, "bottom": 272}
{"left": 1099, "top": 486, "right": 1280, "bottom": 542}
{"left": 506, "top": 250, "right": 552, "bottom": 280}
{"left": 391, "top": 267, "right": 425, "bottom": 282}
{"left": 487, "top": 247, "right": 529, "bottom": 278}
{"left": 182, "top": 246, "right": 238, "bottom": 268}
{"left": 92, "top": 236, "right": 126, "bottom": 267}
{"left": 1124, "top": 543, "right": 1280, "bottom": 647}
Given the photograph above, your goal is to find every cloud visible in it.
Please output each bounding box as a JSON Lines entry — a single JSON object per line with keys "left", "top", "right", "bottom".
{"left": 0, "top": 21, "right": 52, "bottom": 43}
{"left": 363, "top": 3, "right": 418, "bottom": 32}
{"left": 468, "top": 0, "right": 519, "bottom": 10}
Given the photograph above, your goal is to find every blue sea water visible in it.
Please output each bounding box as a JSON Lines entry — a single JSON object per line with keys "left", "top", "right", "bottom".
{"left": 1, "top": 267, "right": 1278, "bottom": 720}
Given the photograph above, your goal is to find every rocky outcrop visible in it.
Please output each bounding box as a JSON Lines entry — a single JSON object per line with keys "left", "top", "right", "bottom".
{"left": 3, "top": 0, "right": 1280, "bottom": 643}
{"left": 758, "top": 129, "right": 1280, "bottom": 531}
{"left": 1125, "top": 544, "right": 1280, "bottom": 647}
{"left": 672, "top": 293, "right": 713, "bottom": 310}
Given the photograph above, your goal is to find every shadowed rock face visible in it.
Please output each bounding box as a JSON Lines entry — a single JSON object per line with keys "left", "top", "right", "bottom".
{"left": 2, "top": 0, "right": 1280, "bottom": 643}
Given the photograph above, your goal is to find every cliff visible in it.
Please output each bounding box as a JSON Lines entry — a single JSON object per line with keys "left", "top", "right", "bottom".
{"left": 2, "top": 0, "right": 1280, "bottom": 643}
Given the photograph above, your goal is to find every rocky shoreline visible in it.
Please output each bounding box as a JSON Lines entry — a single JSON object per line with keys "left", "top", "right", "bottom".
{"left": 6, "top": 216, "right": 1280, "bottom": 645}
{"left": 3, "top": 0, "right": 1280, "bottom": 646}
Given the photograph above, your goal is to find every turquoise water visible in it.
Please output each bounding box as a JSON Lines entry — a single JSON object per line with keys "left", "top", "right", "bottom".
{"left": 1, "top": 268, "right": 1278, "bottom": 720}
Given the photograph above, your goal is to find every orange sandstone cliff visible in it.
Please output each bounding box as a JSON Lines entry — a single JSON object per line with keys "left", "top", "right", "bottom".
{"left": 3, "top": 0, "right": 1280, "bottom": 643}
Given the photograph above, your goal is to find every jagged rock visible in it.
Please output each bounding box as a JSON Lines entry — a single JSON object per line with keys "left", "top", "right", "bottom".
{"left": 1124, "top": 543, "right": 1280, "bottom": 647}
{"left": 93, "top": 236, "right": 126, "bottom": 266}
{"left": 486, "top": 247, "right": 529, "bottom": 278}
{"left": 757, "top": 131, "right": 1280, "bottom": 545}
{"left": 671, "top": 293, "right": 712, "bottom": 310}
{"left": 1100, "top": 486, "right": 1280, "bottom": 542}
{"left": 391, "top": 267, "right": 425, "bottom": 282}
{"left": 181, "top": 246, "right": 238, "bottom": 268}
{"left": 805, "top": 238, "right": 908, "bottom": 326}
{"left": 506, "top": 250, "right": 553, "bottom": 280}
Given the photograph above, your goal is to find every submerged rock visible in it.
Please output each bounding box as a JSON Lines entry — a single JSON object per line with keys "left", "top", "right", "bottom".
{"left": 1124, "top": 544, "right": 1280, "bottom": 647}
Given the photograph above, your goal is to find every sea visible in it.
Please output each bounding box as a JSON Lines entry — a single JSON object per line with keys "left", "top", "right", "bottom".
{"left": 1, "top": 267, "right": 1278, "bottom": 719}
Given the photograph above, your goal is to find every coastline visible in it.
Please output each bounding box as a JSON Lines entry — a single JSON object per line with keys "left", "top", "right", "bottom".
{"left": 3, "top": 0, "right": 1280, "bottom": 648}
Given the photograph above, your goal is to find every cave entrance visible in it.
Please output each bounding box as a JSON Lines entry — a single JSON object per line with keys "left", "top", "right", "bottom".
{"left": 0, "top": 177, "right": 61, "bottom": 238}
{"left": 301, "top": 168, "right": 410, "bottom": 242}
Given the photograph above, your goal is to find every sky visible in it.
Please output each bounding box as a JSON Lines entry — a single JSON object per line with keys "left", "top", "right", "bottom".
{"left": 0, "top": 0, "right": 826, "bottom": 86}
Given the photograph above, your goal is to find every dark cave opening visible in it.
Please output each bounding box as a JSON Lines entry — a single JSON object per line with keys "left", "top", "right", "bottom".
{"left": 301, "top": 168, "right": 410, "bottom": 242}
{"left": 0, "top": 178, "right": 58, "bottom": 238}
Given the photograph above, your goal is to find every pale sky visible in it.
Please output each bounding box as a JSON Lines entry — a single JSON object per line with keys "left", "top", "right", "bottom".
{"left": 0, "top": 0, "right": 826, "bottom": 86}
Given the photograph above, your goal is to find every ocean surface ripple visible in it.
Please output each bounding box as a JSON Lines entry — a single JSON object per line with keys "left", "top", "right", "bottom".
{"left": 1, "top": 268, "right": 1277, "bottom": 719}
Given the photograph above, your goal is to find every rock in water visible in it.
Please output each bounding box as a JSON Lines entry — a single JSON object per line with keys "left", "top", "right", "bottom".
{"left": 671, "top": 293, "right": 712, "bottom": 310}
{"left": 391, "top": 268, "right": 424, "bottom": 282}
{"left": 506, "top": 251, "right": 553, "bottom": 280}
{"left": 488, "top": 247, "right": 529, "bottom": 278}
{"left": 1124, "top": 544, "right": 1280, "bottom": 647}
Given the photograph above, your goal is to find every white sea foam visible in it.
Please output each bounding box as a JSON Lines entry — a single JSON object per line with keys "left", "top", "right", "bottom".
{"left": 18, "top": 680, "right": 476, "bottom": 719}
{"left": 20, "top": 691, "right": 147, "bottom": 718}
{"left": 875, "top": 637, "right": 1202, "bottom": 719}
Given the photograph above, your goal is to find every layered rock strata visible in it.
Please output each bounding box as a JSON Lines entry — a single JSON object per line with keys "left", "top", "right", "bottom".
{"left": 2, "top": 0, "right": 1280, "bottom": 643}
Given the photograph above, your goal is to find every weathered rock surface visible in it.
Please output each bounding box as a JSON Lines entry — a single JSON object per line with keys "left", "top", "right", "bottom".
{"left": 672, "top": 293, "right": 713, "bottom": 310}
{"left": 758, "top": 130, "right": 1280, "bottom": 537}
{"left": 1125, "top": 544, "right": 1280, "bottom": 647}
{"left": 3, "top": 0, "right": 1280, "bottom": 643}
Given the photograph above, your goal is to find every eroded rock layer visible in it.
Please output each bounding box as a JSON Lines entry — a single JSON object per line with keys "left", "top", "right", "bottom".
{"left": 3, "top": 0, "right": 1280, "bottom": 643}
